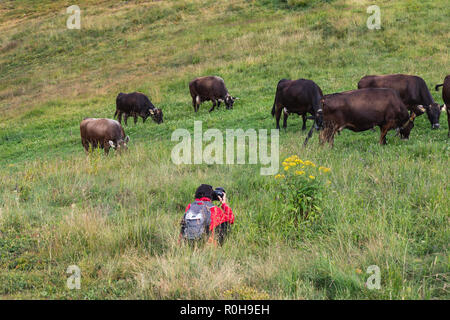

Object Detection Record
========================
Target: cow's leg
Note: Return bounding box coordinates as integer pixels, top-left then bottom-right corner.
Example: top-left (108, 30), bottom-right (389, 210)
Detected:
top-left (124, 114), bottom-right (129, 125)
top-left (117, 112), bottom-right (123, 124)
top-left (192, 97), bottom-right (197, 112)
top-left (134, 114), bottom-right (138, 124)
top-left (209, 100), bottom-right (217, 112)
top-left (102, 139), bottom-right (110, 155)
top-left (275, 104), bottom-right (282, 130)
top-left (114, 110), bottom-right (118, 119)
top-left (283, 112), bottom-right (288, 130)
top-left (379, 123), bottom-right (392, 145)
top-left (301, 114), bottom-right (307, 131)
top-left (447, 107), bottom-right (450, 138)
top-left (329, 130), bottom-right (336, 147)
top-left (82, 140), bottom-right (90, 154)
top-left (217, 101), bottom-right (221, 109)
top-left (303, 122), bottom-right (316, 146)
top-left (319, 128), bottom-right (329, 146)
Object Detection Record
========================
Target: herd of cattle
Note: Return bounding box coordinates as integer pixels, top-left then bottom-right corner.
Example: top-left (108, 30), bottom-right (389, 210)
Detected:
top-left (80, 74), bottom-right (449, 153)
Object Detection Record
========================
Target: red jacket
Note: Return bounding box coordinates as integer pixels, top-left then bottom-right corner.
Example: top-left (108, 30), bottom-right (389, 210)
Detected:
top-left (185, 197), bottom-right (234, 231)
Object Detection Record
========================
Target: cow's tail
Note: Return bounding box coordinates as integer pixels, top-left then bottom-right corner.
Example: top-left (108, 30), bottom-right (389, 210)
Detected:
top-left (113, 110), bottom-right (118, 119)
top-left (271, 101), bottom-right (276, 117)
top-left (435, 83), bottom-right (443, 91)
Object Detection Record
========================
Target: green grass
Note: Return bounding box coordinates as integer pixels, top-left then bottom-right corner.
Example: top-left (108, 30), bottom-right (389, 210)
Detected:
top-left (0, 0), bottom-right (449, 299)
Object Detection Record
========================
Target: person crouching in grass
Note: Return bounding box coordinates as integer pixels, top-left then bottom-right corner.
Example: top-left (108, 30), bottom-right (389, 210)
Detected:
top-left (179, 184), bottom-right (234, 246)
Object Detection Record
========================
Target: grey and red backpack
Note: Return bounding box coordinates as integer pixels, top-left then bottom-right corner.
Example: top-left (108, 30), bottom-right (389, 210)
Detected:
top-left (181, 200), bottom-right (214, 241)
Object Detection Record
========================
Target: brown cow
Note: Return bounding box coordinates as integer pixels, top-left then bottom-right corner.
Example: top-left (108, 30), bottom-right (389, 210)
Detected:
top-left (317, 88), bottom-right (416, 146)
top-left (189, 76), bottom-right (238, 112)
top-left (435, 75), bottom-right (450, 137)
top-left (80, 118), bottom-right (129, 155)
top-left (358, 74), bottom-right (443, 129)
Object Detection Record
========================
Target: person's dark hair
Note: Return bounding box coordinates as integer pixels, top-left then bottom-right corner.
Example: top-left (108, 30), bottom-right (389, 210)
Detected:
top-left (195, 184), bottom-right (213, 199)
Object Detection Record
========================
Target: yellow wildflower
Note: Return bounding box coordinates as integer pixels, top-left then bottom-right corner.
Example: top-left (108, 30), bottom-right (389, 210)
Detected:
top-left (295, 170), bottom-right (305, 175)
top-left (309, 175), bottom-right (315, 180)
top-left (284, 166), bottom-right (290, 171)
top-left (304, 160), bottom-right (316, 167)
top-left (275, 174), bottom-right (285, 179)
top-left (284, 155), bottom-right (298, 162)
top-left (319, 166), bottom-right (331, 173)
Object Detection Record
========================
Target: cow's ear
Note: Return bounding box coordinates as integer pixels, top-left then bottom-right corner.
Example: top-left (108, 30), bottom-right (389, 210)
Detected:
top-left (125, 136), bottom-right (130, 143)
top-left (108, 140), bottom-right (115, 148)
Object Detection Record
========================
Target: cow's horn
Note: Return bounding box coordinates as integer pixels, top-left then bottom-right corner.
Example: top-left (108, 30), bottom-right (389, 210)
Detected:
top-left (417, 105), bottom-right (426, 113)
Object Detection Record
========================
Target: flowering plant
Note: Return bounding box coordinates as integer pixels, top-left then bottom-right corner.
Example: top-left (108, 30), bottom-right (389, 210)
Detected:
top-left (274, 155), bottom-right (331, 228)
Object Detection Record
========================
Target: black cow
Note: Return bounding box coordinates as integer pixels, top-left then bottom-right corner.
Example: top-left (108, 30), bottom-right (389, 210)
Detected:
top-left (358, 74), bottom-right (442, 129)
top-left (270, 78), bottom-right (323, 145)
top-left (435, 75), bottom-right (450, 137)
top-left (114, 92), bottom-right (163, 125)
top-left (189, 76), bottom-right (238, 112)
top-left (317, 88), bottom-right (416, 146)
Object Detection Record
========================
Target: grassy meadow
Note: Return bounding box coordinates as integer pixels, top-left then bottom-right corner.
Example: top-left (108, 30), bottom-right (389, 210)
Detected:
top-left (0, 0), bottom-right (449, 299)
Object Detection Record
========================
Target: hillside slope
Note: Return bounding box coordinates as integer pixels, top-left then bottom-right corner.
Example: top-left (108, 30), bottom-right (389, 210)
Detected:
top-left (0, 0), bottom-right (449, 299)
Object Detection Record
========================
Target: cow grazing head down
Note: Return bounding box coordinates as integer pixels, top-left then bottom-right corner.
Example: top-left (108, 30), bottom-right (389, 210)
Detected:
top-left (420, 103), bottom-right (443, 129)
top-left (314, 108), bottom-right (323, 129)
top-left (149, 108), bottom-right (163, 124)
top-left (225, 95), bottom-right (238, 109)
top-left (399, 113), bottom-right (416, 139)
top-left (108, 136), bottom-right (130, 152)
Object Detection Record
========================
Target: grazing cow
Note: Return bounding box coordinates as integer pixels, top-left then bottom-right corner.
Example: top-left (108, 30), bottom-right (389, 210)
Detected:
top-left (189, 76), bottom-right (238, 112)
top-left (358, 74), bottom-right (443, 129)
top-left (80, 118), bottom-right (129, 155)
top-left (317, 88), bottom-right (416, 146)
top-left (270, 78), bottom-right (323, 145)
top-left (435, 75), bottom-right (450, 137)
top-left (114, 92), bottom-right (163, 125)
